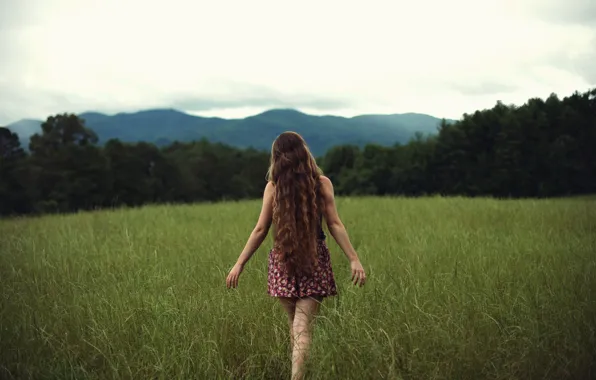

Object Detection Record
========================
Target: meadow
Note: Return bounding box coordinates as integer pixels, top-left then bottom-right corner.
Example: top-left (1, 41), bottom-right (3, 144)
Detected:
top-left (1, 196), bottom-right (595, 379)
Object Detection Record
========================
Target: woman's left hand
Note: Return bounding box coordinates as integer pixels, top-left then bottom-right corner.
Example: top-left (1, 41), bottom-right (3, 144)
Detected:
top-left (226, 263), bottom-right (244, 288)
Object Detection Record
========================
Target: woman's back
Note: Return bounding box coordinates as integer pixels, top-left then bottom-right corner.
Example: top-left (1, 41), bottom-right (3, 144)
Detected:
top-left (226, 131), bottom-right (366, 380)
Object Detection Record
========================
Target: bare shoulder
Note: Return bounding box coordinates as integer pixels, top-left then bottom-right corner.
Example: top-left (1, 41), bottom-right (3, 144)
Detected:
top-left (318, 175), bottom-right (334, 196)
top-left (265, 181), bottom-right (275, 194)
top-left (319, 174), bottom-right (331, 185)
top-left (319, 175), bottom-right (333, 187)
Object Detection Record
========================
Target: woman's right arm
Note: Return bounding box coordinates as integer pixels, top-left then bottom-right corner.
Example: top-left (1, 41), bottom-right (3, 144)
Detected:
top-left (319, 175), bottom-right (366, 286)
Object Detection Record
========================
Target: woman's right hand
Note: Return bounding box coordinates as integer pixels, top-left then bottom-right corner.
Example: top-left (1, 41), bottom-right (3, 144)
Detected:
top-left (350, 259), bottom-right (366, 286)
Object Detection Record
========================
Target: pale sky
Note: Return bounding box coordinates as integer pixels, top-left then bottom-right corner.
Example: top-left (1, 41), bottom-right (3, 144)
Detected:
top-left (1, 0), bottom-right (595, 124)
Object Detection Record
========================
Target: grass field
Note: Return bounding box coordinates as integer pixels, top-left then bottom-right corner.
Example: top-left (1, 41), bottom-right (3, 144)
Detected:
top-left (1, 196), bottom-right (595, 379)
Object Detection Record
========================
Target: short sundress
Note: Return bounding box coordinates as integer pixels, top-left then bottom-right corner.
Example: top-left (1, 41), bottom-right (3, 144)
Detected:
top-left (267, 225), bottom-right (338, 298)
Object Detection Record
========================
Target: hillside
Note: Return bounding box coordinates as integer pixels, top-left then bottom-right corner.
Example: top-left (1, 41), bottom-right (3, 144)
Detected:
top-left (5, 119), bottom-right (43, 144)
top-left (6, 108), bottom-right (452, 155)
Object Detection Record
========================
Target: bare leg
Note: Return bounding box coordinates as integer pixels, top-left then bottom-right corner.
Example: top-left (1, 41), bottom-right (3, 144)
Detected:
top-left (278, 297), bottom-right (297, 351)
top-left (291, 296), bottom-right (322, 380)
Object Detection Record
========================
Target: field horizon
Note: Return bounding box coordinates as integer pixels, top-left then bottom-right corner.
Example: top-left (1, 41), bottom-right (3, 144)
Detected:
top-left (1, 196), bottom-right (595, 379)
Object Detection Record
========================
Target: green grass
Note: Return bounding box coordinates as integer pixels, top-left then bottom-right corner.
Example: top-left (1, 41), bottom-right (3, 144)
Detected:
top-left (1, 196), bottom-right (595, 379)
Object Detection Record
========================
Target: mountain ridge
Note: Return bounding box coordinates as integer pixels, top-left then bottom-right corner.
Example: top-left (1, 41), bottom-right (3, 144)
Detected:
top-left (6, 108), bottom-right (455, 155)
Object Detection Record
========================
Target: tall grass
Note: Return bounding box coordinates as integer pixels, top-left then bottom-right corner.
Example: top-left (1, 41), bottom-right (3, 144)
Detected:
top-left (1, 196), bottom-right (595, 379)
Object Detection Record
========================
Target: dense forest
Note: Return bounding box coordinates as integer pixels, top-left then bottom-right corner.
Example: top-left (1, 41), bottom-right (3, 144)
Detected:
top-left (1, 88), bottom-right (595, 217)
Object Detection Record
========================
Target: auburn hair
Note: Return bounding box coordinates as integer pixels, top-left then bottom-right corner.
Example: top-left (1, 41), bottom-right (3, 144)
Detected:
top-left (266, 131), bottom-right (324, 276)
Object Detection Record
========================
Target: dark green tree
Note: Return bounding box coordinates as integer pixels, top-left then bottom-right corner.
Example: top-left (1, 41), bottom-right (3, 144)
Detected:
top-left (0, 128), bottom-right (30, 214)
top-left (28, 113), bottom-right (111, 213)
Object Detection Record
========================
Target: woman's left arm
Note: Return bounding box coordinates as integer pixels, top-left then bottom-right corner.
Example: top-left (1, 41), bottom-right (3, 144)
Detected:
top-left (226, 181), bottom-right (274, 288)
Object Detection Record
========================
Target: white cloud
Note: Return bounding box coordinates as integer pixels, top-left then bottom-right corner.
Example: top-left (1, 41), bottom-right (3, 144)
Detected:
top-left (1, 0), bottom-right (594, 125)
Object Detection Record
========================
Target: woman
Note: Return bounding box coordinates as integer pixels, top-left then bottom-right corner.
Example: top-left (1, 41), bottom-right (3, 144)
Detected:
top-left (226, 131), bottom-right (366, 379)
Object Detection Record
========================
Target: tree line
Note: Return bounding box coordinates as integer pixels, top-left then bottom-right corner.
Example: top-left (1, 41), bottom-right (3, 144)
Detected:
top-left (1, 88), bottom-right (595, 216)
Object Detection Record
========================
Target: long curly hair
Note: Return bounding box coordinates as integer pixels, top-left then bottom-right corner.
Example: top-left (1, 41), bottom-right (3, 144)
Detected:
top-left (266, 131), bottom-right (324, 276)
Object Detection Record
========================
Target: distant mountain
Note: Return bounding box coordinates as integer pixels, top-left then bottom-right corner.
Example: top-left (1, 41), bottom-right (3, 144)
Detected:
top-left (6, 108), bottom-right (454, 155)
top-left (5, 119), bottom-right (43, 143)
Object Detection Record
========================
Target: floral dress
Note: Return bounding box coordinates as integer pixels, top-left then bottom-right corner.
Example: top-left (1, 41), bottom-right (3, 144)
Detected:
top-left (267, 237), bottom-right (338, 298)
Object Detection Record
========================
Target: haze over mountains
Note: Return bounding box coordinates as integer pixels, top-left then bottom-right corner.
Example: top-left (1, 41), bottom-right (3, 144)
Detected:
top-left (6, 108), bottom-right (454, 155)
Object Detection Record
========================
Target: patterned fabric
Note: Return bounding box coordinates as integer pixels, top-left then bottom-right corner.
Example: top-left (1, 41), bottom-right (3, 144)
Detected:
top-left (267, 239), bottom-right (338, 298)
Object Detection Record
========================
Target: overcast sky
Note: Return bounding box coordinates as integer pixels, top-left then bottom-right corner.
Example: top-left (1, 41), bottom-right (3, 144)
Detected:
top-left (1, 0), bottom-right (595, 124)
